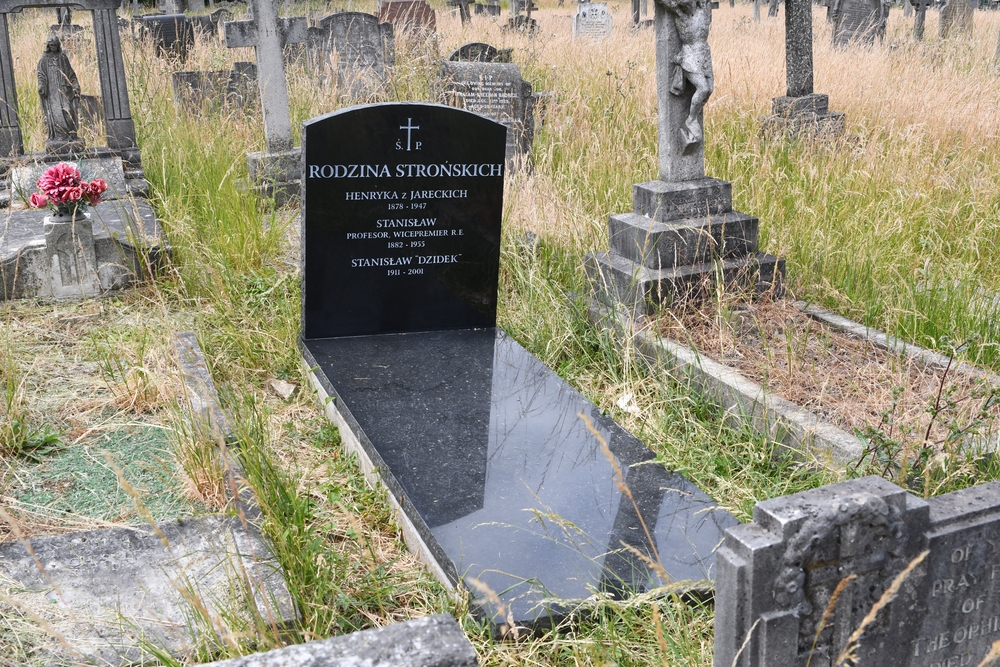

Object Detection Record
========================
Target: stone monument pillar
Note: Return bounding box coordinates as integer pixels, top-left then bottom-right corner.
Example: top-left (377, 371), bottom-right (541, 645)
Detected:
top-left (586, 0), bottom-right (784, 313)
top-left (940, 0), bottom-right (974, 38)
top-left (911, 0), bottom-right (932, 39)
top-left (761, 0), bottom-right (844, 137)
top-left (223, 0), bottom-right (307, 203)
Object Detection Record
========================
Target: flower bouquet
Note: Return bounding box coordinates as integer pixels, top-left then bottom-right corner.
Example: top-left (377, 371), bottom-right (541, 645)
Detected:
top-left (28, 162), bottom-right (108, 219)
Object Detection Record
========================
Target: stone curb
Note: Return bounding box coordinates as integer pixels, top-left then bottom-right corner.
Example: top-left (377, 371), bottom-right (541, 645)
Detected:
top-left (200, 613), bottom-right (478, 666)
top-left (172, 331), bottom-right (298, 625)
top-left (588, 298), bottom-right (999, 467)
top-left (301, 356), bottom-right (458, 592)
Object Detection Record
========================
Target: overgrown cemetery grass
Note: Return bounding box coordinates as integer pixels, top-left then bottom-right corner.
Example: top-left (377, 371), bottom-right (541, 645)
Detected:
top-left (3, 1), bottom-right (1000, 664)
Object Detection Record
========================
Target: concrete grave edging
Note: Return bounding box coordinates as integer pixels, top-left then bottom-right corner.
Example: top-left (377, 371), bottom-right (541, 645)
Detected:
top-left (588, 298), bottom-right (1000, 468)
top-left (199, 613), bottom-right (478, 666)
top-left (302, 356), bottom-right (458, 593)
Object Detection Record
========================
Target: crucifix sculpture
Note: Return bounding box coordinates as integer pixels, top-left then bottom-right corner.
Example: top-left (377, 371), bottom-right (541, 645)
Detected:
top-left (654, 0), bottom-right (713, 181)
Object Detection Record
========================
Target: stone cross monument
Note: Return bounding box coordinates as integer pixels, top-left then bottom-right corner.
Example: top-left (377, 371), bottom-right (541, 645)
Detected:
top-left (761, 0), bottom-right (844, 137)
top-left (224, 0), bottom-right (307, 202)
top-left (585, 0), bottom-right (784, 313)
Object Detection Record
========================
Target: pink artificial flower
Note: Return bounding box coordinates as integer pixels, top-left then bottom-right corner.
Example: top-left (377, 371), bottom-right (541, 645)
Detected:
top-left (29, 192), bottom-right (47, 208)
top-left (88, 179), bottom-right (108, 195)
top-left (37, 162), bottom-right (81, 194)
top-left (65, 186), bottom-right (83, 202)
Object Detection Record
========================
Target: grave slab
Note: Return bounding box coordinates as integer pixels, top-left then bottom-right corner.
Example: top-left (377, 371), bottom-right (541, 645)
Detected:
top-left (715, 476), bottom-right (1000, 667)
top-left (0, 515), bottom-right (294, 666)
top-left (203, 614), bottom-right (477, 666)
top-left (304, 329), bottom-right (737, 628)
top-left (301, 102), bottom-right (736, 631)
top-left (0, 196), bottom-right (166, 300)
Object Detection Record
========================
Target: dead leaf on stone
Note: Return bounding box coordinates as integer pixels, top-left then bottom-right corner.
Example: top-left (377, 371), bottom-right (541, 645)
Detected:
top-left (269, 379), bottom-right (297, 400)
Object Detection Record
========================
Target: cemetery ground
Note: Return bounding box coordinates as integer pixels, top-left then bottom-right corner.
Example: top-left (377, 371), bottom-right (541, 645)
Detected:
top-left (4, 0), bottom-right (1000, 665)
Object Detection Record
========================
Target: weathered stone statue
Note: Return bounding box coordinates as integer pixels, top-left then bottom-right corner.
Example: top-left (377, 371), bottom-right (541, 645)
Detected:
top-left (38, 34), bottom-right (83, 155)
top-left (657, 0), bottom-right (713, 154)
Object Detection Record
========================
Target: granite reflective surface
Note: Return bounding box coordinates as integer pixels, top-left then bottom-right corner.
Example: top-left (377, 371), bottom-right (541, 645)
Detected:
top-left (303, 327), bottom-right (738, 627)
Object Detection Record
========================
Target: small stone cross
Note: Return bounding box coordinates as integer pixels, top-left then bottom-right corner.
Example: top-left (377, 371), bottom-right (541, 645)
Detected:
top-left (223, 0), bottom-right (307, 153)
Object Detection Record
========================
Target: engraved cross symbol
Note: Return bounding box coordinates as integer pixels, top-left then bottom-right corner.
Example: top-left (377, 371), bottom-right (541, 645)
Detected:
top-left (400, 118), bottom-right (420, 151)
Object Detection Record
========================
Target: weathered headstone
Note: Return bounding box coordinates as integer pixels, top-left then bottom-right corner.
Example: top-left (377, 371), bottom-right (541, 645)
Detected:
top-left (448, 42), bottom-right (512, 63)
top-left (505, 0), bottom-right (538, 32)
top-left (831, 0), bottom-right (887, 46)
top-left (761, 0), bottom-right (845, 137)
top-left (171, 61), bottom-right (257, 111)
top-left (377, 0), bottom-right (436, 33)
top-left (474, 0), bottom-right (500, 15)
top-left (138, 13), bottom-right (196, 59)
top-left (306, 12), bottom-right (394, 100)
top-left (157, 0), bottom-right (185, 12)
top-left (632, 0), bottom-right (653, 27)
top-left (586, 0), bottom-right (784, 311)
top-left (715, 476), bottom-right (1000, 667)
top-left (223, 0), bottom-right (307, 202)
top-left (573, 0), bottom-right (613, 37)
top-left (940, 0), bottom-right (975, 38)
top-left (440, 61), bottom-right (535, 170)
top-left (300, 102), bottom-right (738, 629)
top-left (911, 0), bottom-right (933, 39)
top-left (447, 0), bottom-right (476, 24)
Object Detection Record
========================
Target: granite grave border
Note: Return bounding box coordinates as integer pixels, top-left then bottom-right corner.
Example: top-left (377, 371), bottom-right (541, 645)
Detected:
top-left (586, 297), bottom-right (1000, 468)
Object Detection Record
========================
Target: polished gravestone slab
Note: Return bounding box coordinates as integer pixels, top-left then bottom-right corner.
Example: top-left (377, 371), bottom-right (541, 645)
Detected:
top-left (303, 329), bottom-right (738, 626)
top-left (301, 102), bottom-right (736, 630)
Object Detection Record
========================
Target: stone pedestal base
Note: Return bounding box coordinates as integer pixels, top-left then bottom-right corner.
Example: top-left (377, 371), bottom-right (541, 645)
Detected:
top-left (42, 215), bottom-right (102, 299)
top-left (761, 93), bottom-right (845, 139)
top-left (45, 136), bottom-right (86, 158)
top-left (248, 148), bottom-right (300, 206)
top-left (586, 177), bottom-right (784, 314)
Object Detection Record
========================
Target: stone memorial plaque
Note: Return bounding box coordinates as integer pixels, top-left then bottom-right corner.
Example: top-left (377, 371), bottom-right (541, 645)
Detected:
top-left (302, 103), bottom-right (505, 339)
top-left (832, 0), bottom-right (885, 46)
top-left (377, 0), bottom-right (436, 33)
top-left (715, 476), bottom-right (1000, 667)
top-left (439, 62), bottom-right (534, 170)
top-left (573, 1), bottom-right (613, 38)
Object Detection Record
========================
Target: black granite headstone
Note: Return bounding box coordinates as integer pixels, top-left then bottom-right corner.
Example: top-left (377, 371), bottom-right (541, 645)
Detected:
top-left (301, 102), bottom-right (737, 631)
top-left (302, 103), bottom-right (506, 339)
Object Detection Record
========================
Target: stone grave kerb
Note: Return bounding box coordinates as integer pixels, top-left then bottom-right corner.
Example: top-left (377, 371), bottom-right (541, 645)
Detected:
top-left (0, 0), bottom-right (141, 171)
top-left (223, 0), bottom-right (306, 202)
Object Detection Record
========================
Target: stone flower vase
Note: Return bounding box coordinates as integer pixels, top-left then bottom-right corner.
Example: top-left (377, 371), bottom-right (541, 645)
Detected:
top-left (43, 209), bottom-right (101, 299)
